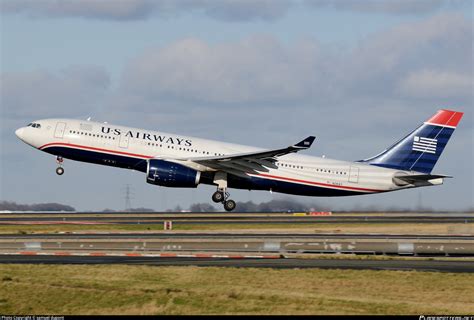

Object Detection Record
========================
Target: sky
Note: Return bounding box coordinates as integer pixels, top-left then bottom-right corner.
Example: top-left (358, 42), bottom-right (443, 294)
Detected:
top-left (0, 0), bottom-right (473, 211)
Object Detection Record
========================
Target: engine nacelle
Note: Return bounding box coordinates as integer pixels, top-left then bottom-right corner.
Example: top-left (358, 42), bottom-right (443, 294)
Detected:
top-left (146, 159), bottom-right (200, 188)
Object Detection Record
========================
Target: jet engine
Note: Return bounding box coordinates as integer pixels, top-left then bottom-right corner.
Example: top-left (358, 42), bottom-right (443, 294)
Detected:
top-left (146, 159), bottom-right (200, 188)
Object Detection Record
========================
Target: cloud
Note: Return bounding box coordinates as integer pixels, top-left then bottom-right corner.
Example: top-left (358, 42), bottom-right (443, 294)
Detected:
top-left (17, 0), bottom-right (155, 20)
top-left (1, 0), bottom-right (157, 20)
top-left (115, 35), bottom-right (332, 108)
top-left (397, 69), bottom-right (472, 99)
top-left (2, 0), bottom-right (465, 21)
top-left (306, 0), bottom-right (469, 15)
top-left (0, 0), bottom-right (293, 21)
top-left (202, 0), bottom-right (292, 21)
top-left (110, 13), bottom-right (472, 113)
top-left (1, 66), bottom-right (110, 118)
top-left (341, 12), bottom-right (472, 99)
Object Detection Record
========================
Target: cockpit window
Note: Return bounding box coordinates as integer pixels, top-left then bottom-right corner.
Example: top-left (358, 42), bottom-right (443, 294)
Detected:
top-left (28, 123), bottom-right (41, 128)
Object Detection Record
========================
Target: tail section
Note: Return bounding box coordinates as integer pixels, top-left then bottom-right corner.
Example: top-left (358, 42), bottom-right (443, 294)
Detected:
top-left (360, 109), bottom-right (464, 174)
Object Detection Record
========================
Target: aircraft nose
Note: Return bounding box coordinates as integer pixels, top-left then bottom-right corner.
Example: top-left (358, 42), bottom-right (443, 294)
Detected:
top-left (15, 128), bottom-right (24, 140)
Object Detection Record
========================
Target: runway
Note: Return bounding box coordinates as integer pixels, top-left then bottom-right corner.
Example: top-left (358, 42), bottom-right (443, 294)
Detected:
top-left (0, 232), bottom-right (472, 240)
top-left (2, 232), bottom-right (473, 256)
top-left (1, 254), bottom-right (473, 273)
top-left (1, 212), bottom-right (473, 225)
top-left (3, 211), bottom-right (471, 215)
top-left (1, 212), bottom-right (472, 271)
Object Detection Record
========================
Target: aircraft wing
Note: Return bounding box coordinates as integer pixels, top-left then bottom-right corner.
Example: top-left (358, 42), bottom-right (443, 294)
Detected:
top-left (175, 136), bottom-right (315, 176)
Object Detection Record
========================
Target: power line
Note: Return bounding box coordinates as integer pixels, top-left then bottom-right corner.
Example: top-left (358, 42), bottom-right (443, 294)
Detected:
top-left (124, 184), bottom-right (133, 211)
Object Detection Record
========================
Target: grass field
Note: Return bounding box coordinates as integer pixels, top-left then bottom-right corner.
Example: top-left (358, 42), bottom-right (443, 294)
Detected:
top-left (0, 222), bottom-right (471, 234)
top-left (1, 264), bottom-right (473, 315)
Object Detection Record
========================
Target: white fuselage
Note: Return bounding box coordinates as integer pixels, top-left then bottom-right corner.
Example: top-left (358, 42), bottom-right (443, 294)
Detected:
top-left (15, 118), bottom-right (421, 197)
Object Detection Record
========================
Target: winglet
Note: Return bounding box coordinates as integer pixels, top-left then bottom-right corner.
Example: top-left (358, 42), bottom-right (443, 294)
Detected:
top-left (294, 136), bottom-right (316, 149)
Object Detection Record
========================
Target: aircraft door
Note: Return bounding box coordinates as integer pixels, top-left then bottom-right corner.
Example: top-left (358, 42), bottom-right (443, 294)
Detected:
top-left (54, 122), bottom-right (67, 139)
top-left (349, 166), bottom-right (359, 183)
top-left (119, 134), bottom-right (129, 149)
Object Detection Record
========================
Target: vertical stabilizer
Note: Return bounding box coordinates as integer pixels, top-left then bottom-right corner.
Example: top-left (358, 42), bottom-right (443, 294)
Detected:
top-left (361, 109), bottom-right (463, 174)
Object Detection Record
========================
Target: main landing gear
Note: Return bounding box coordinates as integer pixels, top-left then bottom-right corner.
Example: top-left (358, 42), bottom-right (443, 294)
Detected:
top-left (212, 190), bottom-right (236, 212)
top-left (212, 172), bottom-right (236, 212)
top-left (55, 156), bottom-right (64, 175)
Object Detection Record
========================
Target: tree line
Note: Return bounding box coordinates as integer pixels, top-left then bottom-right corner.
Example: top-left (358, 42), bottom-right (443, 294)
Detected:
top-left (0, 201), bottom-right (75, 212)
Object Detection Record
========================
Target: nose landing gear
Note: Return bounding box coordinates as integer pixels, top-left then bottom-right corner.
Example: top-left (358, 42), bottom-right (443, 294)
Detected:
top-left (212, 172), bottom-right (236, 212)
top-left (56, 156), bottom-right (64, 175)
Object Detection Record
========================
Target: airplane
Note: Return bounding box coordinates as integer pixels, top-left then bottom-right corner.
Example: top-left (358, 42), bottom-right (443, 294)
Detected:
top-left (15, 109), bottom-right (463, 211)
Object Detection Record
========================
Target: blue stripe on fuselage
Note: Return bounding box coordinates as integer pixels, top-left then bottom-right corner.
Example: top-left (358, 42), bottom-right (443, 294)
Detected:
top-left (43, 146), bottom-right (366, 197)
top-left (43, 146), bottom-right (148, 172)
top-left (227, 174), bottom-right (364, 196)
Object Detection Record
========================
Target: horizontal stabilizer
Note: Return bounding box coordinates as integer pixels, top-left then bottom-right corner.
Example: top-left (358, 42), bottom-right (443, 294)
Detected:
top-left (393, 173), bottom-right (451, 186)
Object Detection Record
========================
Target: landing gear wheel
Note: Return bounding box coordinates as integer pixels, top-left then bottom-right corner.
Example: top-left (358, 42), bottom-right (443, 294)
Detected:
top-left (56, 167), bottom-right (64, 175)
top-left (212, 191), bottom-right (224, 203)
top-left (224, 199), bottom-right (236, 212)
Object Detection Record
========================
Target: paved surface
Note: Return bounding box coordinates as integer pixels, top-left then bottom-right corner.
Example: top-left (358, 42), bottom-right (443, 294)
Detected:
top-left (1, 232), bottom-right (472, 240)
top-left (2, 212), bottom-right (472, 216)
top-left (1, 212), bottom-right (472, 271)
top-left (2, 232), bottom-right (473, 256)
top-left (0, 254), bottom-right (473, 272)
top-left (1, 240), bottom-right (473, 257)
top-left (1, 215), bottom-right (473, 225)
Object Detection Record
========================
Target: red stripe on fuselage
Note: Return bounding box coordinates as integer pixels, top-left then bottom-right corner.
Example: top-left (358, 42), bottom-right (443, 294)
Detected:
top-left (39, 142), bottom-right (153, 159)
top-left (40, 142), bottom-right (383, 193)
top-left (255, 173), bottom-right (382, 193)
